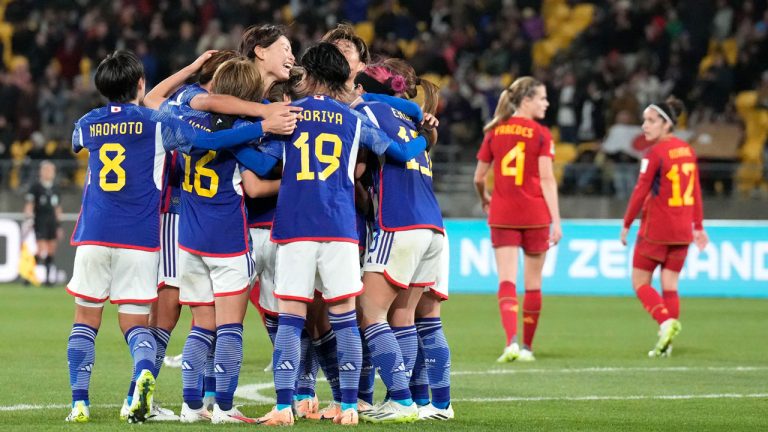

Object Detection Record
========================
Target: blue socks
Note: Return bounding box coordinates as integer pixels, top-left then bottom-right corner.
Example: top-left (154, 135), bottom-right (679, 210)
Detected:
top-left (214, 324), bottom-right (243, 411)
top-left (392, 326), bottom-right (418, 379)
top-left (265, 314), bottom-right (279, 345)
top-left (149, 327), bottom-right (171, 378)
top-left (296, 329), bottom-right (317, 398)
top-left (358, 331), bottom-right (375, 404)
top-left (329, 310), bottom-right (362, 409)
top-left (182, 326), bottom-right (215, 409)
top-left (416, 318), bottom-right (451, 409)
top-left (125, 326), bottom-right (157, 380)
top-left (203, 339), bottom-right (216, 400)
top-left (364, 322), bottom-right (412, 405)
top-left (312, 329), bottom-right (342, 402)
top-left (409, 335), bottom-right (430, 406)
top-left (273, 314), bottom-right (304, 411)
top-left (67, 324), bottom-right (97, 404)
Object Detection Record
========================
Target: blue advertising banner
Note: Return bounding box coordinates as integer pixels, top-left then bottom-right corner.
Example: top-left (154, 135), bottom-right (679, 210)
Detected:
top-left (445, 219), bottom-right (768, 298)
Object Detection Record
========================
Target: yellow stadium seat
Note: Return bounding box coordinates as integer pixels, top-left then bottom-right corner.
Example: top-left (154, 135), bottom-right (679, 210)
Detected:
top-left (397, 39), bottom-right (418, 59)
top-left (721, 38), bottom-right (738, 65)
top-left (554, 143), bottom-right (577, 164)
top-left (354, 21), bottom-right (375, 45)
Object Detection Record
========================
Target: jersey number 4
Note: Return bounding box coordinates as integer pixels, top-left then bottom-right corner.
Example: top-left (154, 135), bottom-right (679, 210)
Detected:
top-left (501, 141), bottom-right (525, 185)
top-left (294, 132), bottom-right (342, 181)
top-left (666, 162), bottom-right (696, 207)
top-left (182, 151), bottom-right (219, 198)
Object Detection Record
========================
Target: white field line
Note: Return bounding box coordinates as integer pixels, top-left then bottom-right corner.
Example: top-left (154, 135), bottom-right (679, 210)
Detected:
top-left (0, 403), bottom-right (120, 412)
top-left (452, 366), bottom-right (768, 375)
top-left (454, 393), bottom-right (768, 403)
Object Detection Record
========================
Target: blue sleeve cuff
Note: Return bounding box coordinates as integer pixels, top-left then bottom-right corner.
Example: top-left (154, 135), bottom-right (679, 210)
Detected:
top-left (384, 135), bottom-right (427, 162)
top-left (233, 146), bottom-right (278, 176)
top-left (195, 121), bottom-right (264, 150)
top-left (362, 93), bottom-right (423, 122)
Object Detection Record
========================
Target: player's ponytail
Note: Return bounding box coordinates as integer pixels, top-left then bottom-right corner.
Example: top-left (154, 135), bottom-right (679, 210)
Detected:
top-left (211, 58), bottom-right (264, 102)
top-left (356, 59), bottom-right (440, 116)
top-left (648, 95), bottom-right (686, 131)
top-left (483, 76), bottom-right (543, 133)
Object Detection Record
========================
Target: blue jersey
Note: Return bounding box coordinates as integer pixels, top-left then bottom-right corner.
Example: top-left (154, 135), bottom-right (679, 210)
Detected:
top-left (71, 103), bottom-right (262, 250)
top-left (358, 102), bottom-right (443, 232)
top-left (269, 95), bottom-right (422, 243)
top-left (235, 118), bottom-right (283, 228)
top-left (158, 83), bottom-right (208, 214)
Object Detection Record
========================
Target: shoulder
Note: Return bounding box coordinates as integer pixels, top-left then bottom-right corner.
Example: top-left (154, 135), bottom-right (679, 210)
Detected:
top-left (76, 107), bottom-right (109, 127)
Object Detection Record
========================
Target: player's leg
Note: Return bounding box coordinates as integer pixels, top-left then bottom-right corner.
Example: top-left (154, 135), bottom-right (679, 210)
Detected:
top-left (656, 246), bottom-right (688, 357)
top-left (520, 251), bottom-right (545, 361)
top-left (42, 237), bottom-right (57, 285)
top-left (493, 234), bottom-right (521, 362)
top-left (305, 296), bottom-right (340, 419)
top-left (388, 286), bottom-right (424, 396)
top-left (414, 292), bottom-right (454, 420)
top-left (118, 307), bottom-right (157, 424)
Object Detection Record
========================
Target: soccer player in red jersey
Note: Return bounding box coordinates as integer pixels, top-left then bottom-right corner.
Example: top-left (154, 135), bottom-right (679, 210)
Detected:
top-left (621, 97), bottom-right (708, 358)
top-left (473, 77), bottom-right (562, 363)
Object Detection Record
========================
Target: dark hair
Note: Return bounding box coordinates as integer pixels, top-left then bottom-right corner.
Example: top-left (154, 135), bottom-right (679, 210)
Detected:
top-left (198, 50), bottom-right (239, 85)
top-left (94, 50), bottom-right (144, 103)
top-left (659, 95), bottom-right (686, 127)
top-left (239, 24), bottom-right (287, 60)
top-left (298, 42), bottom-right (351, 100)
top-left (321, 23), bottom-right (371, 64)
top-left (267, 66), bottom-right (305, 102)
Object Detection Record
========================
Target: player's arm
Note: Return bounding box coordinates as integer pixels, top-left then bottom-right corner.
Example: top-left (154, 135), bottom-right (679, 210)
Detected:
top-left (155, 110), bottom-right (275, 152)
top-left (352, 110), bottom-right (427, 162)
top-left (230, 145), bottom-right (280, 177)
top-left (539, 156), bottom-right (562, 245)
top-left (473, 161), bottom-right (491, 213)
top-left (621, 150), bottom-right (661, 245)
top-left (143, 51), bottom-right (216, 109)
top-left (360, 93), bottom-right (424, 122)
top-left (692, 158), bottom-right (708, 250)
top-left (240, 169), bottom-right (281, 198)
top-left (190, 95), bottom-right (302, 119)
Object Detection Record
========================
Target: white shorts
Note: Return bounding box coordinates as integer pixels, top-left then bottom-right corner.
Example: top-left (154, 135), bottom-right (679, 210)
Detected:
top-left (275, 241), bottom-right (363, 303)
top-left (158, 213), bottom-right (180, 288)
top-left (67, 245), bottom-right (159, 304)
top-left (364, 229), bottom-right (444, 289)
top-left (250, 227), bottom-right (278, 315)
top-left (178, 249), bottom-right (254, 305)
top-left (426, 230), bottom-right (449, 300)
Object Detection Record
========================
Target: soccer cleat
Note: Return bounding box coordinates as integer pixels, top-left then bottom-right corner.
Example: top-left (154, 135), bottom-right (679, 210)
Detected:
top-left (650, 319), bottom-right (682, 357)
top-left (127, 369), bottom-right (155, 423)
top-left (179, 403), bottom-right (212, 423)
top-left (306, 401), bottom-right (341, 420)
top-left (357, 399), bottom-right (374, 414)
top-left (294, 396), bottom-right (319, 418)
top-left (496, 342), bottom-right (520, 363)
top-left (263, 360), bottom-right (273, 372)
top-left (119, 398), bottom-right (130, 420)
top-left (211, 404), bottom-right (256, 424)
top-left (256, 406), bottom-right (295, 426)
top-left (517, 348), bottom-right (536, 362)
top-left (65, 401), bottom-right (90, 423)
top-left (203, 392), bottom-right (216, 412)
top-left (147, 403), bottom-right (180, 421)
top-left (333, 407), bottom-right (359, 425)
top-left (418, 403), bottom-right (455, 421)
top-left (360, 400), bottom-right (418, 424)
top-left (163, 353), bottom-right (183, 368)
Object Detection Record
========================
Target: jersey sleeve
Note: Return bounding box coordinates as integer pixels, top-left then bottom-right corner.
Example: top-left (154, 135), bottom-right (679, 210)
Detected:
top-left (692, 159), bottom-right (704, 230)
top-left (231, 146), bottom-right (279, 176)
top-left (179, 84), bottom-right (208, 106)
top-left (360, 93), bottom-right (424, 122)
top-left (623, 149), bottom-right (662, 228)
top-left (153, 110), bottom-right (264, 153)
top-left (24, 184), bottom-right (38, 202)
top-left (477, 130), bottom-right (494, 162)
top-left (352, 108), bottom-right (427, 161)
top-left (539, 126), bottom-right (555, 158)
top-left (71, 124), bottom-right (84, 153)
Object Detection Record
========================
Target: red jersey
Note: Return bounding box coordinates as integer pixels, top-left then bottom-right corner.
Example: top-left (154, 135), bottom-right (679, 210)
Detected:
top-left (477, 116), bottom-right (555, 228)
top-left (623, 136), bottom-right (704, 244)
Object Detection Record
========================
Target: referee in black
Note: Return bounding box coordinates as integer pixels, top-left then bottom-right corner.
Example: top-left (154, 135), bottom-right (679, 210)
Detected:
top-left (24, 161), bottom-right (63, 286)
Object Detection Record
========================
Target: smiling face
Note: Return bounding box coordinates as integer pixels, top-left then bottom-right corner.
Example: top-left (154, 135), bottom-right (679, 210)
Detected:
top-left (254, 35), bottom-right (295, 88)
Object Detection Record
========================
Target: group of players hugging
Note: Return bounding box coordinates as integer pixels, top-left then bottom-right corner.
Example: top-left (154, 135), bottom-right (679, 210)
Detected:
top-left (62, 17), bottom-right (709, 427)
top-left (63, 23), bottom-right (452, 426)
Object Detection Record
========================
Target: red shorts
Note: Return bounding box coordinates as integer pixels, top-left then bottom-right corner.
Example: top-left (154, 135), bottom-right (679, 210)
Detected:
top-left (632, 236), bottom-right (689, 272)
top-left (490, 226), bottom-right (550, 253)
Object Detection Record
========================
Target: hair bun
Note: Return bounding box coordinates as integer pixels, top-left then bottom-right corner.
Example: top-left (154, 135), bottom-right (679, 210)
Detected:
top-left (390, 75), bottom-right (407, 93)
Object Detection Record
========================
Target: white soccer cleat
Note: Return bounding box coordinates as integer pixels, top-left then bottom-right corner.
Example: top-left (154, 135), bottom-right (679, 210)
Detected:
top-left (203, 393), bottom-right (216, 412)
top-left (127, 369), bottom-right (155, 423)
top-left (357, 398), bottom-right (375, 414)
top-left (211, 404), bottom-right (256, 424)
top-left (65, 400), bottom-right (90, 423)
top-left (496, 342), bottom-right (520, 363)
top-left (119, 398), bottom-right (130, 420)
top-left (418, 403), bottom-right (455, 421)
top-left (179, 402), bottom-right (212, 423)
top-left (147, 403), bottom-right (180, 421)
top-left (263, 360), bottom-right (273, 372)
top-left (517, 348), bottom-right (536, 362)
top-left (163, 354), bottom-right (183, 368)
top-left (360, 400), bottom-right (418, 424)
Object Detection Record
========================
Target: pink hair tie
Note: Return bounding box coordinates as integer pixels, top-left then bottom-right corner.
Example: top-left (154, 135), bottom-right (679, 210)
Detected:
top-left (390, 75), bottom-right (407, 93)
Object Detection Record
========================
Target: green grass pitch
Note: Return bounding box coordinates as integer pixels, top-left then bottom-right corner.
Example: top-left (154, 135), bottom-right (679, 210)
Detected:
top-left (0, 285), bottom-right (766, 431)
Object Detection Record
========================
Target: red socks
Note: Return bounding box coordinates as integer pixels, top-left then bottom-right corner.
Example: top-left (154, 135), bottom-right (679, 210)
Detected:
top-left (635, 284), bottom-right (670, 324)
top-left (523, 290), bottom-right (542, 349)
top-left (497, 281), bottom-right (518, 345)
top-left (662, 290), bottom-right (680, 319)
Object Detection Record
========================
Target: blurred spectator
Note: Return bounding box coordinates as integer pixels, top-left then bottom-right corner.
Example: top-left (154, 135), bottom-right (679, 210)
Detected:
top-left (556, 72), bottom-right (579, 143)
top-left (601, 110), bottom-right (644, 199)
top-left (712, 0), bottom-right (734, 40)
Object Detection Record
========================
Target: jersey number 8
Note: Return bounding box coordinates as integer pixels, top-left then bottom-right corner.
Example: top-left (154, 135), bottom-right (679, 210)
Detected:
top-left (99, 143), bottom-right (126, 191)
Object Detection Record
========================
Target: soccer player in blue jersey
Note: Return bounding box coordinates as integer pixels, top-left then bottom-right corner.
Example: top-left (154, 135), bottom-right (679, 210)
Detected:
top-left (64, 50), bottom-right (273, 424)
top-left (255, 42), bottom-right (429, 426)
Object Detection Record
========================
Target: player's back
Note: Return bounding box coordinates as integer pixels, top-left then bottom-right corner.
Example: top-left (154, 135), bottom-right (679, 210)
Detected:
top-left (272, 95), bottom-right (361, 243)
top-left (71, 103), bottom-right (166, 250)
top-left (640, 136), bottom-right (701, 243)
top-left (479, 116), bottom-right (554, 228)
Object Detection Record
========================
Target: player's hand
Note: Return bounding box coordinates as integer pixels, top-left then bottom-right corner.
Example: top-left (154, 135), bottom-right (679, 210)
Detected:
top-left (550, 223), bottom-right (562, 246)
top-left (260, 101), bottom-right (303, 118)
top-left (693, 229), bottom-right (708, 251)
top-left (189, 50), bottom-right (217, 71)
top-left (421, 113), bottom-right (439, 130)
top-left (262, 111), bottom-right (298, 135)
top-left (481, 193), bottom-right (491, 214)
top-left (620, 227), bottom-right (629, 246)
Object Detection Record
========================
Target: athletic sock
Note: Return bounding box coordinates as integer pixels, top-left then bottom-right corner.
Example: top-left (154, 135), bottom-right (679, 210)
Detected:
top-left (264, 314), bottom-right (279, 345)
top-left (312, 329), bottom-right (341, 402)
top-left (358, 330), bottom-right (375, 404)
top-left (416, 317), bottom-right (451, 409)
top-left (329, 310), bottom-right (362, 408)
top-left (392, 325), bottom-right (418, 379)
top-left (522, 290), bottom-right (542, 350)
top-left (274, 314), bottom-right (304, 410)
top-left (214, 324), bottom-right (243, 411)
top-left (68, 324), bottom-right (97, 404)
top-left (296, 329), bottom-right (317, 398)
top-left (149, 327), bottom-right (171, 379)
top-left (498, 281), bottom-right (518, 346)
top-left (364, 322), bottom-right (412, 405)
top-left (662, 290), bottom-right (680, 319)
top-left (182, 326), bottom-right (215, 409)
top-left (636, 284), bottom-right (671, 325)
top-left (409, 339), bottom-right (429, 406)
top-left (125, 326), bottom-right (156, 379)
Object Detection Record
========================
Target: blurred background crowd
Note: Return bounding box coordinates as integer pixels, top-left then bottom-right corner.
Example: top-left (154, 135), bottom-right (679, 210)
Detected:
top-left (1, 0), bottom-right (767, 212)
